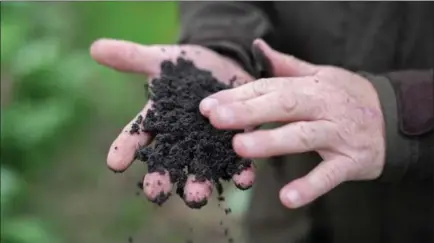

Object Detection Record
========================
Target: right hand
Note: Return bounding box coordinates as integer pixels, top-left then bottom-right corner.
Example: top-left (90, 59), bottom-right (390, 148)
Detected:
top-left (90, 39), bottom-right (256, 206)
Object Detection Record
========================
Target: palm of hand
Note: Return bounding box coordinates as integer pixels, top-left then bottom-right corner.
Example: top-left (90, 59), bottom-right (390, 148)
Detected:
top-left (90, 39), bottom-right (254, 205)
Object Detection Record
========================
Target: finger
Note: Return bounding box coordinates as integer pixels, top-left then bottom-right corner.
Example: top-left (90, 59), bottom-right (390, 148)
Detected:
top-left (183, 175), bottom-right (213, 209)
top-left (143, 170), bottom-right (173, 205)
top-left (233, 121), bottom-right (335, 158)
top-left (199, 77), bottom-right (293, 116)
top-left (90, 38), bottom-right (171, 76)
top-left (232, 162), bottom-right (256, 190)
top-left (279, 158), bottom-right (350, 208)
top-left (207, 91), bottom-right (323, 129)
top-left (107, 102), bottom-right (153, 172)
top-left (252, 39), bottom-right (319, 77)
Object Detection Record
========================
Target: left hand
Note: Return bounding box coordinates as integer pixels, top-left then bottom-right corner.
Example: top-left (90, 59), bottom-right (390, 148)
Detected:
top-left (199, 39), bottom-right (386, 209)
top-left (90, 39), bottom-right (254, 206)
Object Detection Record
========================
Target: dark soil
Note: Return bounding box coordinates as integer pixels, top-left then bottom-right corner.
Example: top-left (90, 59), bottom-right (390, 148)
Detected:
top-left (134, 57), bottom-right (252, 208)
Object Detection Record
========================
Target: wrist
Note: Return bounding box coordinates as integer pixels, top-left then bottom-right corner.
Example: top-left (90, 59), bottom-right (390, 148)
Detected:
top-left (359, 72), bottom-right (415, 182)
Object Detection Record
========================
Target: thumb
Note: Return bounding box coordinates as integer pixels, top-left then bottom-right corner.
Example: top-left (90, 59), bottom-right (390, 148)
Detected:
top-left (90, 38), bottom-right (166, 76)
top-left (252, 39), bottom-right (318, 77)
top-left (279, 158), bottom-right (349, 208)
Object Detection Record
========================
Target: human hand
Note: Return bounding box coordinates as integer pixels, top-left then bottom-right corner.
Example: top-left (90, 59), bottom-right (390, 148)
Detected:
top-left (90, 39), bottom-right (254, 204)
top-left (199, 39), bottom-right (386, 209)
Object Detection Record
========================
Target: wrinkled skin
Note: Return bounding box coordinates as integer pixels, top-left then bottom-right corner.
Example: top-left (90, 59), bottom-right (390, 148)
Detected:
top-left (200, 39), bottom-right (386, 209)
top-left (90, 39), bottom-right (255, 206)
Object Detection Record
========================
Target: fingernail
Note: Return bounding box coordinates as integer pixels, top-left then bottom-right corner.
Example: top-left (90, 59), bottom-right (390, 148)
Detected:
top-left (216, 107), bottom-right (234, 123)
top-left (286, 190), bottom-right (302, 208)
top-left (200, 98), bottom-right (218, 112)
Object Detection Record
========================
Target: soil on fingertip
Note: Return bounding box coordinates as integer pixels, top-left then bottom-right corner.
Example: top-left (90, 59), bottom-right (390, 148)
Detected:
top-left (133, 57), bottom-right (252, 209)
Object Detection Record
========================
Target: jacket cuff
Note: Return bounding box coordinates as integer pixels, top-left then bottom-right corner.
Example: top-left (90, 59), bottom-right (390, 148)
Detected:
top-left (386, 70), bottom-right (434, 135)
top-left (360, 72), bottom-right (416, 182)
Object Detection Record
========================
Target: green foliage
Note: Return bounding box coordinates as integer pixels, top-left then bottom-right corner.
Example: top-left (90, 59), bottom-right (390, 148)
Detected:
top-left (1, 2), bottom-right (91, 174)
top-left (1, 2), bottom-right (179, 242)
top-left (1, 2), bottom-right (251, 242)
top-left (1, 3), bottom-right (91, 242)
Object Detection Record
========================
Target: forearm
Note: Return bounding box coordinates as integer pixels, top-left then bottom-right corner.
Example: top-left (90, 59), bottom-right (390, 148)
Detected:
top-left (363, 69), bottom-right (434, 181)
top-left (178, 2), bottom-right (275, 76)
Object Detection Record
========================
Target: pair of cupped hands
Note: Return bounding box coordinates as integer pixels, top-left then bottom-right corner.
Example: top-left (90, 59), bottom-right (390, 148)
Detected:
top-left (90, 38), bottom-right (385, 209)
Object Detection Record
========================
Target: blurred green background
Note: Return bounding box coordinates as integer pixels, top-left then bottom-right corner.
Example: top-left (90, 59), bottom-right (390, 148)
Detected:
top-left (1, 2), bottom-right (252, 243)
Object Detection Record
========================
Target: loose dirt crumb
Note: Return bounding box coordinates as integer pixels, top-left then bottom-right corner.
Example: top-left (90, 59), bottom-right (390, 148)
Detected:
top-left (137, 182), bottom-right (143, 190)
top-left (224, 208), bottom-right (232, 215)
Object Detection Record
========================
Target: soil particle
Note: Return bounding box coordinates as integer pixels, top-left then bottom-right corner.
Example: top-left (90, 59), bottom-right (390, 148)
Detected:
top-left (137, 181), bottom-right (143, 190)
top-left (215, 182), bottom-right (224, 196)
top-left (185, 199), bottom-right (208, 209)
top-left (130, 115), bottom-right (144, 135)
top-left (151, 192), bottom-right (171, 206)
top-left (129, 124), bottom-right (139, 134)
top-left (229, 75), bottom-right (237, 86)
top-left (136, 115), bottom-right (143, 123)
top-left (224, 208), bottom-right (232, 215)
top-left (135, 57), bottom-right (252, 208)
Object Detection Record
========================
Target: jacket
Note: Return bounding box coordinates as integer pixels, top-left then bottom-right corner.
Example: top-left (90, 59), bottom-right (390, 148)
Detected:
top-left (179, 2), bottom-right (433, 243)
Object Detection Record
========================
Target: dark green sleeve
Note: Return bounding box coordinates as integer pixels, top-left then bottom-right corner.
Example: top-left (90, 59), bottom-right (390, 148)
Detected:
top-left (178, 2), bottom-right (276, 76)
top-left (363, 69), bottom-right (434, 182)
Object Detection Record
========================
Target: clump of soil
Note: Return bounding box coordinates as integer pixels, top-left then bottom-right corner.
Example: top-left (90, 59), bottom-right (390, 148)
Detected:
top-left (135, 57), bottom-right (252, 208)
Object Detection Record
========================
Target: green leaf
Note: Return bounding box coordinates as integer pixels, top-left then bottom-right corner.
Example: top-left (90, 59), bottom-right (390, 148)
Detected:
top-left (0, 167), bottom-right (21, 215)
top-left (2, 217), bottom-right (60, 243)
top-left (10, 38), bottom-right (62, 77)
top-left (2, 100), bottom-right (73, 149)
top-left (54, 51), bottom-right (96, 91)
top-left (0, 22), bottom-right (28, 63)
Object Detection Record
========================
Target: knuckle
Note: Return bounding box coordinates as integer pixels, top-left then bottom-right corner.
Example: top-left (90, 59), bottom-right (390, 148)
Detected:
top-left (239, 100), bottom-right (256, 116)
top-left (251, 78), bottom-right (272, 96)
top-left (297, 122), bottom-right (315, 149)
top-left (300, 88), bottom-right (329, 118)
top-left (277, 93), bottom-right (297, 114)
top-left (322, 166), bottom-right (340, 188)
